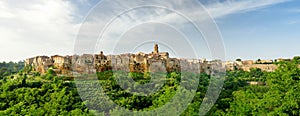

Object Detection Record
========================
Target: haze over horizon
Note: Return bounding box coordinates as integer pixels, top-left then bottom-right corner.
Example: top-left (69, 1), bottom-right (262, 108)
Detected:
top-left (1, 0), bottom-right (300, 62)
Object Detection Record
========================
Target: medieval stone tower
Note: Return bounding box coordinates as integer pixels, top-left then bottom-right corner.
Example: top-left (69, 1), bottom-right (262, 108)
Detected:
top-left (154, 44), bottom-right (159, 54)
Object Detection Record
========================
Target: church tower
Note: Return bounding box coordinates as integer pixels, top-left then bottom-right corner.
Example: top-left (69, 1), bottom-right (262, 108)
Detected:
top-left (154, 44), bottom-right (159, 54)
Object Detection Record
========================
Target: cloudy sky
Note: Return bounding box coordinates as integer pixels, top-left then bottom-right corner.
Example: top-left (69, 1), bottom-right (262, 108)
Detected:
top-left (0, 0), bottom-right (299, 62)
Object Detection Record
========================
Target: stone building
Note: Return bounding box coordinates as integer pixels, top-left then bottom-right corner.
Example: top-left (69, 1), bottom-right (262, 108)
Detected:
top-left (241, 64), bottom-right (277, 72)
top-left (243, 60), bottom-right (254, 65)
top-left (75, 54), bottom-right (95, 74)
top-left (127, 44), bottom-right (170, 73)
top-left (26, 56), bottom-right (52, 74)
top-left (24, 44), bottom-right (209, 75)
top-left (26, 44), bottom-right (290, 76)
top-left (94, 51), bottom-right (111, 72)
top-left (51, 55), bottom-right (72, 74)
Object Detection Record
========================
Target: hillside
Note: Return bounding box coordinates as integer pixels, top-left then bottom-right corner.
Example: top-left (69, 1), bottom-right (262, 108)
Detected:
top-left (0, 58), bottom-right (299, 115)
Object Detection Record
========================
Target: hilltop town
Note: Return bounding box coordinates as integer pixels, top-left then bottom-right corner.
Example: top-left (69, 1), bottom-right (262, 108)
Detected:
top-left (25, 44), bottom-right (295, 76)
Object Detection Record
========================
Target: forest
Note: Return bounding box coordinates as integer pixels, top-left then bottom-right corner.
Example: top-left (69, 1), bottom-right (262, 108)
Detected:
top-left (0, 57), bottom-right (299, 115)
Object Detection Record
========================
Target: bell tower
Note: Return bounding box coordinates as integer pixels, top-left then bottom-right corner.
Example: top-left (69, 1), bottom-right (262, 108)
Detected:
top-left (154, 44), bottom-right (159, 54)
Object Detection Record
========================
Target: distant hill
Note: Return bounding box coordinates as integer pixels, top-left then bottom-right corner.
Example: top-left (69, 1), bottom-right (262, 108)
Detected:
top-left (0, 61), bottom-right (24, 77)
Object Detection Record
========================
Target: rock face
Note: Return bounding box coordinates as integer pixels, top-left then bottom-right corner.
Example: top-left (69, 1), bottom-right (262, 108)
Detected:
top-left (25, 56), bottom-right (53, 74)
top-left (25, 44), bottom-right (208, 76)
top-left (93, 44), bottom-right (183, 73)
top-left (25, 44), bottom-right (285, 76)
top-left (51, 55), bottom-right (72, 74)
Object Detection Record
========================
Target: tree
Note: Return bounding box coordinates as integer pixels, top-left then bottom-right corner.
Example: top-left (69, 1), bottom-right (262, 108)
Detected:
top-left (293, 56), bottom-right (300, 63)
top-left (261, 60), bottom-right (300, 115)
top-left (236, 59), bottom-right (242, 62)
top-left (257, 59), bottom-right (262, 64)
top-left (226, 60), bottom-right (300, 115)
top-left (21, 74), bottom-right (27, 86)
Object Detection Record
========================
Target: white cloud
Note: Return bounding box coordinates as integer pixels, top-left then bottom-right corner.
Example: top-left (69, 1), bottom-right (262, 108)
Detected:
top-left (287, 20), bottom-right (300, 24)
top-left (0, 0), bottom-right (80, 62)
top-left (0, 0), bottom-right (291, 61)
top-left (288, 8), bottom-right (300, 13)
top-left (204, 0), bottom-right (290, 18)
top-left (86, 0), bottom-right (290, 56)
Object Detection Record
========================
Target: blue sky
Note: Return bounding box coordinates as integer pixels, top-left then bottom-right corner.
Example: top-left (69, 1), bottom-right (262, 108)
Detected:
top-left (217, 0), bottom-right (300, 60)
top-left (0, 0), bottom-right (299, 62)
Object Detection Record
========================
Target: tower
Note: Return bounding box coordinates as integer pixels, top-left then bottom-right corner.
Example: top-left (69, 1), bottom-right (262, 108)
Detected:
top-left (100, 51), bottom-right (104, 56)
top-left (154, 44), bottom-right (159, 54)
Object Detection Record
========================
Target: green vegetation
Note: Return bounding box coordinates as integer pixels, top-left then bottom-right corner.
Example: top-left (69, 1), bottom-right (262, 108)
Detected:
top-left (0, 68), bottom-right (93, 115)
top-left (0, 58), bottom-right (299, 115)
top-left (224, 58), bottom-right (300, 115)
top-left (0, 61), bottom-right (24, 78)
